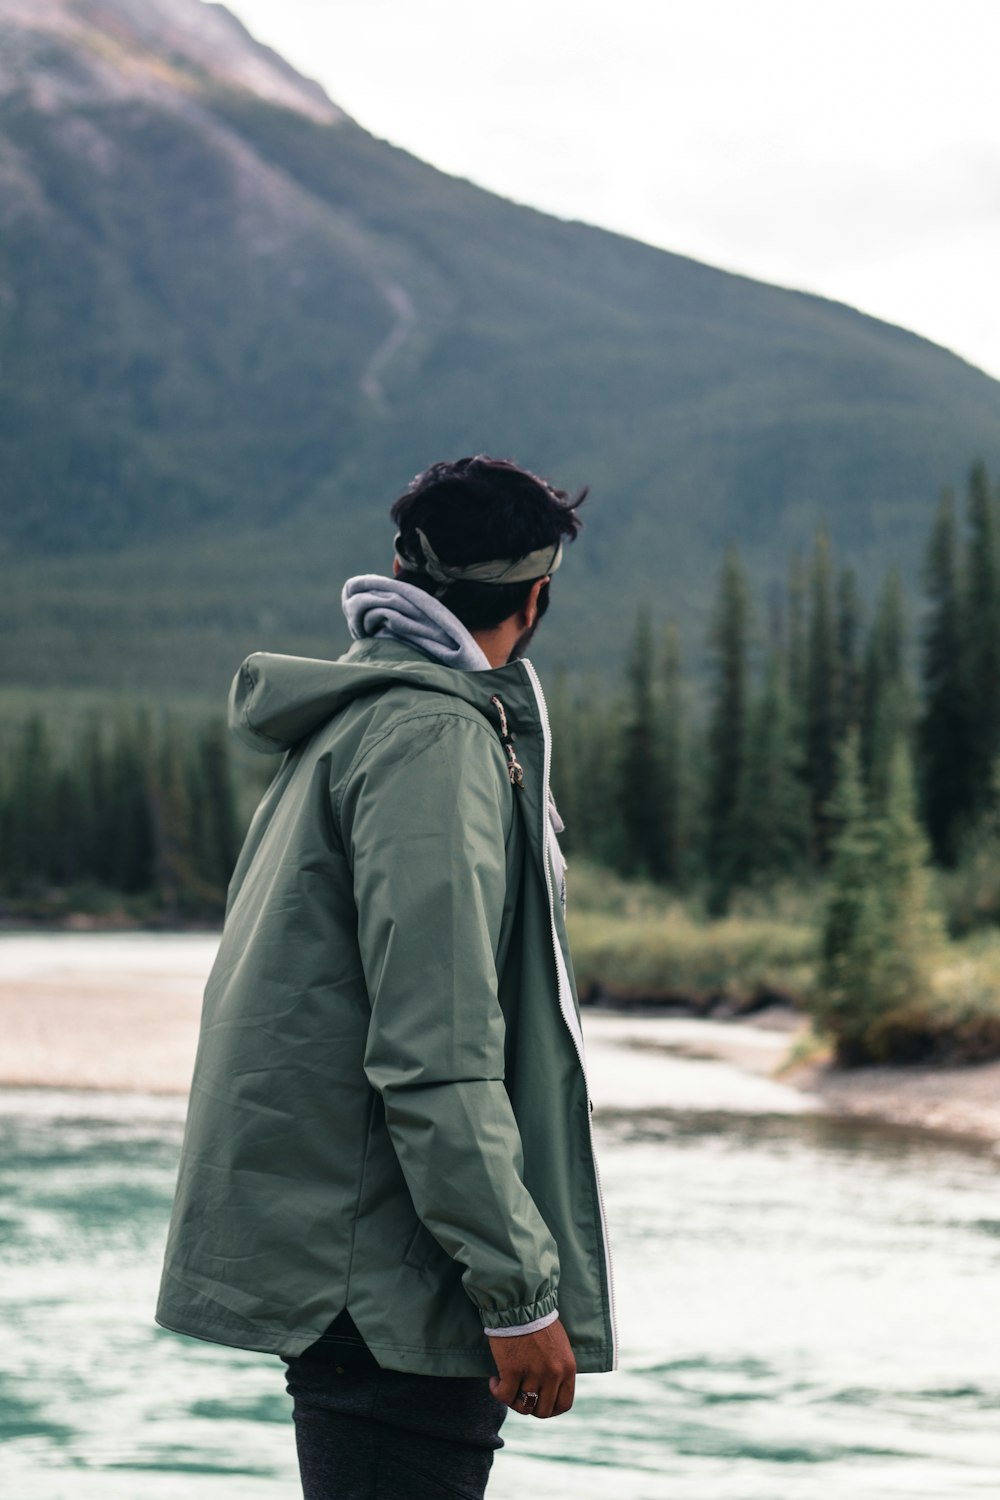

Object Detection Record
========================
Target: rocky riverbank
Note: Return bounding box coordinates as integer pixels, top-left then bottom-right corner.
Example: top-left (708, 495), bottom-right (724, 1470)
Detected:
top-left (784, 1049), bottom-right (1000, 1147)
top-left (2, 932), bottom-right (1000, 1151)
top-left (618, 1002), bottom-right (1000, 1150)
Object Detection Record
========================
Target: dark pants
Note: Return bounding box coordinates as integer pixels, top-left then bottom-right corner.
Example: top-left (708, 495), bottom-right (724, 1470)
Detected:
top-left (280, 1311), bottom-right (508, 1500)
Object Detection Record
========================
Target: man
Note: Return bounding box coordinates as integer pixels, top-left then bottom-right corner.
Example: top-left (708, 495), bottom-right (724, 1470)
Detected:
top-left (155, 456), bottom-right (617, 1499)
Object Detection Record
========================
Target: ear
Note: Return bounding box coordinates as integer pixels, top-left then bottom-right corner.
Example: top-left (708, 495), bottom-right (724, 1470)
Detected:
top-left (520, 576), bottom-right (549, 626)
top-left (392, 556), bottom-right (402, 577)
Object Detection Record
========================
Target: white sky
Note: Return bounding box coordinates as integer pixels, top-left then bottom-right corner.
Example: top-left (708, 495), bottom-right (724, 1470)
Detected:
top-left (222, 0), bottom-right (1000, 381)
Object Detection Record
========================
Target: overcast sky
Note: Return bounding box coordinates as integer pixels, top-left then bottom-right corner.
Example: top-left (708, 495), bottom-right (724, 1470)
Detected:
top-left (223, 0), bottom-right (1000, 381)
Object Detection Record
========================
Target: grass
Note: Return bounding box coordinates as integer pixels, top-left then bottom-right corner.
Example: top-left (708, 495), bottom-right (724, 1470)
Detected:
top-left (566, 859), bottom-right (1000, 1065)
top-left (565, 859), bottom-right (818, 1005)
top-left (867, 931), bottom-right (1000, 1064)
top-left (772, 1025), bottom-right (834, 1076)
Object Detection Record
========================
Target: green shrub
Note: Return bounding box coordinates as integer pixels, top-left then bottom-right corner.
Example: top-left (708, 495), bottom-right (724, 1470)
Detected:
top-left (812, 733), bottom-right (944, 1062)
top-left (567, 904), bottom-right (815, 1003)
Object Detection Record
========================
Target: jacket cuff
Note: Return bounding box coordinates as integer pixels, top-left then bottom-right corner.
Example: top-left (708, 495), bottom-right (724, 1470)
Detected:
top-left (483, 1307), bottom-right (559, 1338)
top-left (479, 1291), bottom-right (559, 1336)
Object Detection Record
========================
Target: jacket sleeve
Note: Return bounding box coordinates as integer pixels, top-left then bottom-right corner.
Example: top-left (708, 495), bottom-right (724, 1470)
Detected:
top-left (337, 706), bottom-right (561, 1334)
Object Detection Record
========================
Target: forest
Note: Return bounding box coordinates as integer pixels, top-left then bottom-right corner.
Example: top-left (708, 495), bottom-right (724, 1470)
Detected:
top-left (4, 461), bottom-right (1000, 1063)
top-left (553, 458), bottom-right (999, 908)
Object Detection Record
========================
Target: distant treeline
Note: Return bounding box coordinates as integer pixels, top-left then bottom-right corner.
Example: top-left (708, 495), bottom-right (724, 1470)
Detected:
top-left (3, 460), bottom-right (1000, 930)
top-left (0, 715), bottom-right (243, 919)
top-left (551, 459), bottom-right (1000, 919)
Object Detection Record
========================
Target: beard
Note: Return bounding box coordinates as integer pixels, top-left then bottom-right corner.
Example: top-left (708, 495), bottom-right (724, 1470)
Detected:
top-left (506, 581), bottom-right (551, 662)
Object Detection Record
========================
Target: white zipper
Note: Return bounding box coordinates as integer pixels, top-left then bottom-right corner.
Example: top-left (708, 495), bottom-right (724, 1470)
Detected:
top-left (522, 658), bottom-right (620, 1370)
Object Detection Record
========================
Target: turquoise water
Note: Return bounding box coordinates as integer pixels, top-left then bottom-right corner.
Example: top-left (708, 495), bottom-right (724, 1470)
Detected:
top-left (2, 1084), bottom-right (1000, 1498)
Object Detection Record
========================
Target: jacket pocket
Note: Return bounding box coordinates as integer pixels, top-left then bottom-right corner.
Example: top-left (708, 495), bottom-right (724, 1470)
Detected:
top-left (402, 1219), bottom-right (442, 1272)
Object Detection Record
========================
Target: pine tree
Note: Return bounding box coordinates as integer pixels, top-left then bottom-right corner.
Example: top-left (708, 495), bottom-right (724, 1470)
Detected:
top-left (656, 621), bottom-right (686, 887)
top-left (617, 607), bottom-right (668, 879)
top-left (49, 765), bottom-right (86, 887)
top-left (787, 551), bottom-right (808, 712)
top-left (814, 733), bottom-right (939, 1063)
top-left (814, 731), bottom-right (882, 1058)
top-left (548, 670), bottom-right (582, 855)
top-left (876, 739), bottom-right (939, 960)
top-left (945, 754), bottom-right (1000, 933)
top-left (107, 713), bottom-right (157, 894)
top-left (964, 459), bottom-right (1000, 814)
top-left (705, 546), bottom-right (750, 912)
top-left (558, 673), bottom-right (624, 869)
top-left (860, 568), bottom-right (911, 807)
top-left (805, 530), bottom-right (840, 860)
top-left (3, 716), bottom-right (56, 891)
top-left (154, 719), bottom-right (200, 917)
top-left (732, 649), bottom-right (812, 884)
top-left (76, 717), bottom-right (111, 885)
top-left (193, 720), bottom-right (240, 896)
top-left (784, 550), bottom-right (810, 864)
top-left (835, 565), bottom-right (863, 742)
top-left (919, 493), bottom-right (975, 864)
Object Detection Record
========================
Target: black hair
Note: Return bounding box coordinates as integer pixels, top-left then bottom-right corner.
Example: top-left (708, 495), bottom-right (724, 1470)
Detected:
top-left (389, 455), bottom-right (587, 632)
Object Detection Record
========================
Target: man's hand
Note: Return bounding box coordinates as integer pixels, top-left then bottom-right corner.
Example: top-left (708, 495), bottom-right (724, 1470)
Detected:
top-left (488, 1317), bottom-right (576, 1418)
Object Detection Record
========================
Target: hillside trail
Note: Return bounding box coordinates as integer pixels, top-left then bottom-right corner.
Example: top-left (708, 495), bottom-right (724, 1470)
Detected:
top-left (361, 279), bottom-right (418, 406)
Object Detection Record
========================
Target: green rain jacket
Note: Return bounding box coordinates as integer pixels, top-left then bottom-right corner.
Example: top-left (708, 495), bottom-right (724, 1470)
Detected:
top-left (155, 637), bottom-right (617, 1376)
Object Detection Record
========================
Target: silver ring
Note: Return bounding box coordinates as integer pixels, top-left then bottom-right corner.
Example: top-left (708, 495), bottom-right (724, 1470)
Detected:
top-left (516, 1388), bottom-right (539, 1412)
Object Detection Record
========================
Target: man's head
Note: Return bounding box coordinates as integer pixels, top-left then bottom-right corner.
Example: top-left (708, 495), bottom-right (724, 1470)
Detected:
top-left (390, 455), bottom-right (587, 661)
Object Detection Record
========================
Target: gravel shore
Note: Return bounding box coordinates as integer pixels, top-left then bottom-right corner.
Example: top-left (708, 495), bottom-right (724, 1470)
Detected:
top-left (2, 934), bottom-right (999, 1150)
top-left (0, 933), bottom-right (212, 1094)
top-left (643, 1005), bottom-right (1000, 1148)
top-left (784, 1051), bottom-right (1000, 1147)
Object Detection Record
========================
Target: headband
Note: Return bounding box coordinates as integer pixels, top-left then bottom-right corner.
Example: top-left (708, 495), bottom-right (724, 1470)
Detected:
top-left (394, 528), bottom-right (563, 587)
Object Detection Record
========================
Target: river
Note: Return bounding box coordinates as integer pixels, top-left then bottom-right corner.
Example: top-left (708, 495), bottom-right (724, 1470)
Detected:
top-left (1, 934), bottom-right (999, 1498)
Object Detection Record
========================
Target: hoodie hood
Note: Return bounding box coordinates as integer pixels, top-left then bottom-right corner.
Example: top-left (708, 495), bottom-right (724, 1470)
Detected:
top-left (342, 574), bottom-right (492, 673)
top-left (228, 638), bottom-right (537, 756)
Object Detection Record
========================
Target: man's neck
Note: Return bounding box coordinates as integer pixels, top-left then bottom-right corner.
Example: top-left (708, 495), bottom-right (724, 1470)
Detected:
top-left (471, 621), bottom-right (520, 668)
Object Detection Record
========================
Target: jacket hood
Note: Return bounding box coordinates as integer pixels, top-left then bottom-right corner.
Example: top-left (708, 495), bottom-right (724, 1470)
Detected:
top-left (228, 638), bottom-right (537, 755)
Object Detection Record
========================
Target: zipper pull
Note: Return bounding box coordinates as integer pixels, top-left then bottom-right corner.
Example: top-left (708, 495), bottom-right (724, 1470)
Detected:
top-left (489, 694), bottom-right (525, 788)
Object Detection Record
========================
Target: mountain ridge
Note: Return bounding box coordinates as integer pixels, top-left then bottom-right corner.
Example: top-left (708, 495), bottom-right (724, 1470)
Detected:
top-left (2, 0), bottom-right (999, 690)
top-left (0, 0), bottom-right (342, 122)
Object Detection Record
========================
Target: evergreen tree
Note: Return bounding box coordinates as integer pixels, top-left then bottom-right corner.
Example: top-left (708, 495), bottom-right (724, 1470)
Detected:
top-left (784, 550), bottom-right (810, 860)
top-left (3, 716), bottom-right (57, 891)
top-left (964, 459), bottom-right (1000, 814)
top-left (106, 713), bottom-right (157, 894)
top-left (786, 551), bottom-right (808, 712)
top-left (617, 607), bottom-right (668, 879)
top-left (0, 709), bottom-right (250, 914)
top-left (49, 765), bottom-right (86, 887)
top-left (814, 733), bottom-right (939, 1063)
top-left (656, 621), bottom-right (686, 887)
top-left (860, 568), bottom-right (911, 807)
top-left (814, 731), bottom-right (882, 1058)
top-left (192, 720), bottom-right (240, 895)
top-left (548, 670), bottom-right (582, 854)
top-left (945, 755), bottom-right (1000, 934)
top-left (876, 739), bottom-right (939, 961)
top-left (919, 493), bottom-right (975, 864)
top-left (835, 565), bottom-right (863, 742)
top-left (705, 546), bottom-right (750, 912)
top-left (731, 649), bottom-right (812, 884)
top-left (156, 719), bottom-right (197, 917)
top-left (805, 530), bottom-right (840, 860)
top-left (76, 717), bottom-right (111, 885)
top-left (558, 674), bottom-right (624, 870)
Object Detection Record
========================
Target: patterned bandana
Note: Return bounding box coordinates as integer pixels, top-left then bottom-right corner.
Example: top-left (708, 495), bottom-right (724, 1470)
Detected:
top-left (394, 529), bottom-right (563, 588)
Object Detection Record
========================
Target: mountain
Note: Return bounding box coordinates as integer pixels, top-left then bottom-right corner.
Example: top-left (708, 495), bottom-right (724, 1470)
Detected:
top-left (2, 0), bottom-right (1000, 694)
